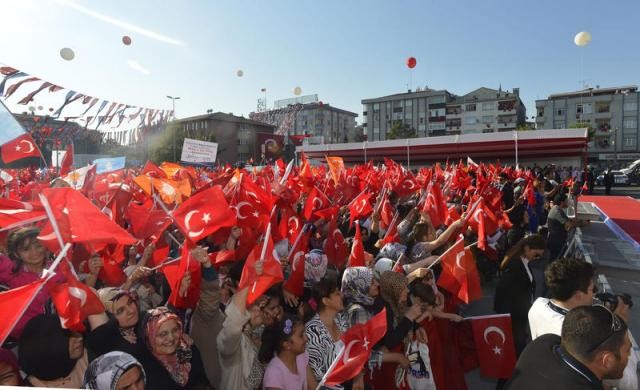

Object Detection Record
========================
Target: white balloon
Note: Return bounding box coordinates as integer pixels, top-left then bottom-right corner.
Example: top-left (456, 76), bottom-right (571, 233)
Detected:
top-left (574, 31), bottom-right (592, 47)
top-left (60, 47), bottom-right (75, 61)
top-left (293, 86), bottom-right (302, 96)
top-left (37, 106), bottom-right (43, 111)
top-left (236, 69), bottom-right (244, 77)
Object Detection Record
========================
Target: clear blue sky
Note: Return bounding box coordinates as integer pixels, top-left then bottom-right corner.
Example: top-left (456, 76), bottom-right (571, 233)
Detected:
top-left (2, 0), bottom-right (639, 129)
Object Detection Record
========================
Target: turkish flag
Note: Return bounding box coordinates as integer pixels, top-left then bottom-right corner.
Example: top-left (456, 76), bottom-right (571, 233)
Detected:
top-left (38, 188), bottom-right (136, 252)
top-left (324, 215), bottom-right (348, 269)
top-left (347, 223), bottom-right (365, 267)
top-left (348, 192), bottom-right (372, 227)
top-left (48, 260), bottom-right (105, 332)
top-left (211, 249), bottom-right (236, 266)
top-left (126, 200), bottom-right (171, 241)
top-left (59, 142), bottom-right (74, 176)
top-left (283, 250), bottom-right (306, 297)
top-left (173, 185), bottom-right (237, 243)
top-left (393, 172), bottom-right (418, 198)
top-left (1, 133), bottom-right (41, 164)
top-left (422, 183), bottom-right (448, 228)
top-left (470, 314), bottom-right (517, 378)
top-left (238, 228), bottom-right (284, 305)
top-left (164, 240), bottom-right (202, 309)
top-left (0, 198), bottom-right (46, 230)
top-left (381, 212), bottom-right (400, 245)
top-left (303, 186), bottom-right (330, 221)
top-left (466, 199), bottom-right (499, 251)
top-left (323, 308), bottom-right (387, 386)
top-left (98, 244), bottom-right (127, 286)
top-left (0, 278), bottom-right (47, 346)
top-left (379, 194), bottom-right (394, 230)
top-left (436, 239), bottom-right (482, 304)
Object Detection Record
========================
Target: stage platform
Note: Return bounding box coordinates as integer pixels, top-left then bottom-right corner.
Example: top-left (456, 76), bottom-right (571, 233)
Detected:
top-left (579, 195), bottom-right (640, 251)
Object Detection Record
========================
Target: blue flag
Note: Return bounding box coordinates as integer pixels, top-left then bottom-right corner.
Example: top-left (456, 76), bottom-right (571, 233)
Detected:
top-left (94, 156), bottom-right (125, 174)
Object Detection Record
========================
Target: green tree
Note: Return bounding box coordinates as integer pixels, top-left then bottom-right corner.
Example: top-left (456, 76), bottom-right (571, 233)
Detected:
top-left (387, 121), bottom-right (417, 140)
top-left (569, 121), bottom-right (595, 142)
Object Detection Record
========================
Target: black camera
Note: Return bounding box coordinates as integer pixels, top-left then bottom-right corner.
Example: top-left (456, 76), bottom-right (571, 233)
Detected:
top-left (594, 292), bottom-right (633, 312)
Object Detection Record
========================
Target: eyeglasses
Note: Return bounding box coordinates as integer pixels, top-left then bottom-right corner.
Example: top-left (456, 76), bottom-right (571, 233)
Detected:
top-left (586, 305), bottom-right (623, 353)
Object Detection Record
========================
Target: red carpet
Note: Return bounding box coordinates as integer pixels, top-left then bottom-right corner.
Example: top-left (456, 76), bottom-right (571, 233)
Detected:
top-left (579, 195), bottom-right (640, 249)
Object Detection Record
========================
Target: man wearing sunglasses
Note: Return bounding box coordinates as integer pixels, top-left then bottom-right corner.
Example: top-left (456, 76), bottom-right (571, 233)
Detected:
top-left (528, 258), bottom-right (597, 340)
top-left (507, 305), bottom-right (632, 389)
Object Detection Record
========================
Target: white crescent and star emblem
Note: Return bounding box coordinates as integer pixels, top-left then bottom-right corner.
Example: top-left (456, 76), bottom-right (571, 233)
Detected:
top-left (484, 326), bottom-right (507, 355)
top-left (342, 340), bottom-right (360, 364)
top-left (292, 251), bottom-right (304, 272)
top-left (68, 286), bottom-right (87, 307)
top-left (288, 216), bottom-right (300, 233)
top-left (356, 198), bottom-right (367, 213)
top-left (312, 197), bottom-right (323, 210)
top-left (455, 250), bottom-right (465, 269)
top-left (246, 191), bottom-right (262, 205)
top-left (402, 179), bottom-right (415, 190)
top-left (184, 210), bottom-right (205, 238)
top-left (16, 140), bottom-right (35, 153)
top-left (234, 201), bottom-right (252, 220)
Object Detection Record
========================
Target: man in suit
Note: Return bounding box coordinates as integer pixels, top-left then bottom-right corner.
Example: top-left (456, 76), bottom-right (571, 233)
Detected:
top-left (506, 305), bottom-right (632, 390)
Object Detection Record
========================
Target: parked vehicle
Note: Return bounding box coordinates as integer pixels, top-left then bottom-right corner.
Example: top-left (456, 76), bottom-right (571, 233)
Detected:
top-left (596, 170), bottom-right (630, 186)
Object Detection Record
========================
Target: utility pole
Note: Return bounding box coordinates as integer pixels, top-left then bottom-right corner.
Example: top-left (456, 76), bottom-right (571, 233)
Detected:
top-left (166, 95), bottom-right (180, 161)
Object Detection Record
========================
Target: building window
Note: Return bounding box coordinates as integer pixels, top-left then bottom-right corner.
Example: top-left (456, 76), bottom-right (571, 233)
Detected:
top-left (555, 121), bottom-right (566, 129)
top-left (624, 117), bottom-right (637, 129)
top-left (624, 101), bottom-right (638, 112)
top-left (576, 103), bottom-right (593, 115)
top-left (393, 107), bottom-right (403, 113)
top-left (428, 122), bottom-right (445, 131)
top-left (482, 102), bottom-right (494, 111)
top-left (623, 134), bottom-right (637, 149)
top-left (537, 108), bottom-right (544, 117)
top-left (556, 108), bottom-right (566, 117)
top-left (596, 103), bottom-right (610, 113)
top-left (464, 116), bottom-right (477, 125)
top-left (465, 104), bottom-right (476, 112)
top-left (419, 117), bottom-right (424, 124)
top-left (481, 115), bottom-right (494, 124)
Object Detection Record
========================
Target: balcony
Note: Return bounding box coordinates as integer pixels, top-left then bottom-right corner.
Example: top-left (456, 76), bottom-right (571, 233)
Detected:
top-left (446, 106), bottom-right (462, 115)
top-left (429, 116), bottom-right (446, 122)
top-left (498, 100), bottom-right (517, 112)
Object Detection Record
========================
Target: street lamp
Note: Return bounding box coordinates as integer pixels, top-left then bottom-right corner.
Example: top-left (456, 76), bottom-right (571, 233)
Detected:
top-left (166, 96), bottom-right (180, 161)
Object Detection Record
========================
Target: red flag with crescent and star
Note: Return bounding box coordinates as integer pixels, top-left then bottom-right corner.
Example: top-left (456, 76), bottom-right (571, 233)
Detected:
top-left (238, 228), bottom-right (284, 305)
top-left (1, 133), bottom-right (42, 164)
top-left (0, 278), bottom-right (48, 346)
top-left (469, 314), bottom-right (517, 378)
top-left (436, 238), bottom-right (482, 304)
top-left (348, 192), bottom-right (372, 227)
top-left (173, 185), bottom-right (237, 244)
top-left (303, 186), bottom-right (330, 221)
top-left (347, 222), bottom-right (365, 267)
top-left (48, 260), bottom-right (105, 332)
top-left (323, 308), bottom-right (387, 387)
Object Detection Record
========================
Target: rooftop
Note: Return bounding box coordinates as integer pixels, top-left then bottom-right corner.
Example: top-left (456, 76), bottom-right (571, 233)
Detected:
top-left (177, 112), bottom-right (275, 128)
top-left (361, 88), bottom-right (452, 104)
top-left (547, 85), bottom-right (639, 100)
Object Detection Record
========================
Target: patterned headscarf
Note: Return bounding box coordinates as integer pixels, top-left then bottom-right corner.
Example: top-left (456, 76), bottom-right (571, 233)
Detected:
top-left (304, 249), bottom-right (328, 284)
top-left (83, 351), bottom-right (145, 390)
top-left (141, 307), bottom-right (192, 386)
top-left (341, 267), bottom-right (374, 307)
top-left (380, 271), bottom-right (408, 317)
top-left (377, 243), bottom-right (407, 263)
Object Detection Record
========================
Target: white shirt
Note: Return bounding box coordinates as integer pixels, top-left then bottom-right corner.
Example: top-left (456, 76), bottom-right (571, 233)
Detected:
top-left (521, 257), bottom-right (533, 283)
top-left (528, 297), bottom-right (565, 340)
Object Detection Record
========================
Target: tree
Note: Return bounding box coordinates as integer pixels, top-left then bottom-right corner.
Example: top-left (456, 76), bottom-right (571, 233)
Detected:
top-left (569, 122), bottom-right (595, 142)
top-left (387, 121), bottom-right (417, 140)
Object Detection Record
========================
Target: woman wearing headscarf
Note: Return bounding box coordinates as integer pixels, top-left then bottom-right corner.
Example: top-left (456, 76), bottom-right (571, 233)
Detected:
top-left (138, 306), bottom-right (210, 389)
top-left (83, 351), bottom-right (145, 390)
top-left (0, 227), bottom-right (65, 340)
top-left (18, 314), bottom-right (89, 388)
top-left (341, 267), bottom-right (409, 385)
top-left (86, 287), bottom-right (148, 361)
top-left (373, 270), bottom-right (426, 389)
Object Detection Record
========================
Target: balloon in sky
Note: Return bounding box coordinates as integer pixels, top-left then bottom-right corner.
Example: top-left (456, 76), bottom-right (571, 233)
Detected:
top-left (406, 57), bottom-right (417, 69)
top-left (293, 86), bottom-right (302, 96)
top-left (236, 69), bottom-right (244, 77)
top-left (60, 47), bottom-right (75, 61)
top-left (574, 31), bottom-right (592, 47)
top-left (37, 106), bottom-right (43, 111)
top-left (122, 35), bottom-right (132, 46)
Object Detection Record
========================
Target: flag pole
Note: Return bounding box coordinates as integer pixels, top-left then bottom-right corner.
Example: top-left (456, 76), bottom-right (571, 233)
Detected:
top-left (315, 345), bottom-right (346, 390)
top-left (149, 256), bottom-right (181, 271)
top-left (426, 239), bottom-right (477, 271)
top-left (254, 222), bottom-right (272, 294)
top-left (38, 193), bottom-right (65, 250)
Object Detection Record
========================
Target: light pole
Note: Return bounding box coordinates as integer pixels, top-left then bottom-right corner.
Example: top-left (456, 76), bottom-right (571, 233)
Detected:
top-left (166, 95), bottom-right (180, 161)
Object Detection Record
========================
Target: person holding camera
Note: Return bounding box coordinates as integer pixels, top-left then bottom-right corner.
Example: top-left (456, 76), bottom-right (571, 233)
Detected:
top-left (528, 258), bottom-right (637, 390)
top-left (507, 305), bottom-right (632, 389)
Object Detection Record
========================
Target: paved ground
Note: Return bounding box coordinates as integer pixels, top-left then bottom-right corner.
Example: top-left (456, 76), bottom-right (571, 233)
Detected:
top-left (589, 185), bottom-right (640, 198)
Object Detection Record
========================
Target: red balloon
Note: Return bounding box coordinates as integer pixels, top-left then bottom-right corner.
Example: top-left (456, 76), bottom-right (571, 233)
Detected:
top-left (122, 36), bottom-right (132, 46)
top-left (406, 57), bottom-right (417, 69)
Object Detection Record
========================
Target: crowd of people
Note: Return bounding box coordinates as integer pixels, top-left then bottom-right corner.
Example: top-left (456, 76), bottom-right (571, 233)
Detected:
top-left (0, 157), bottom-right (635, 390)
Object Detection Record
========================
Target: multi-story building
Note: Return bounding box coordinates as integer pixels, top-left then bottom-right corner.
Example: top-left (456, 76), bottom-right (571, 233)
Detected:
top-left (177, 112), bottom-right (276, 164)
top-left (361, 86), bottom-right (525, 141)
top-left (535, 86), bottom-right (640, 165)
top-left (250, 96), bottom-right (358, 144)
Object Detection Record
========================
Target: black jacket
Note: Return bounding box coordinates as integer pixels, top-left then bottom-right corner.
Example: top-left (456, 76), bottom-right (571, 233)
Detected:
top-left (505, 334), bottom-right (604, 390)
top-left (494, 257), bottom-right (536, 353)
top-left (137, 344), bottom-right (210, 390)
